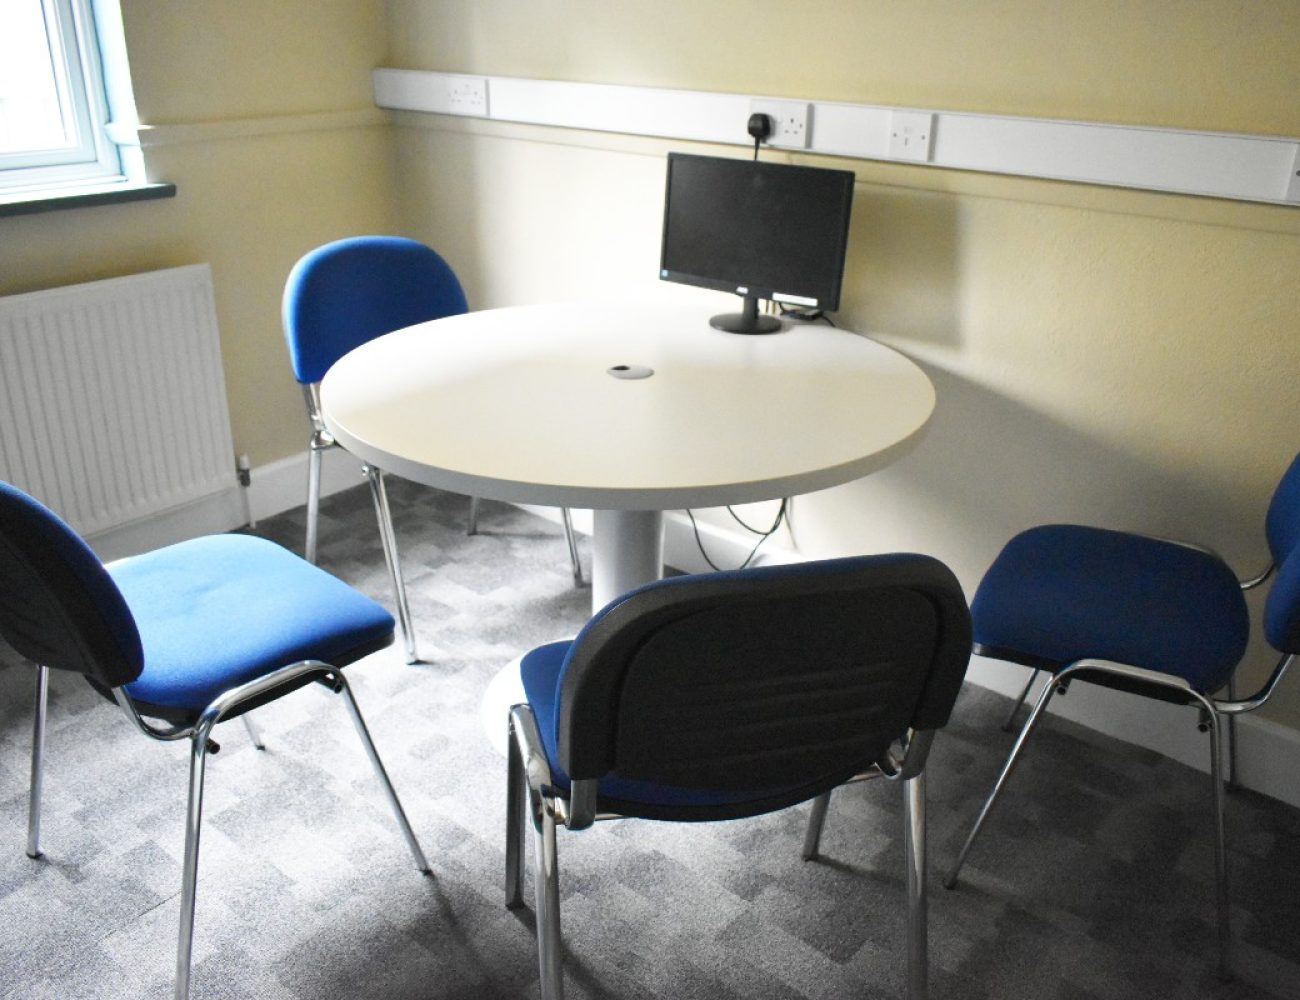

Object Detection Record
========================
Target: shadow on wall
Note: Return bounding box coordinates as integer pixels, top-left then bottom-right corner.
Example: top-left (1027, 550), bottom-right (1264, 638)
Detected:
top-left (801, 361), bottom-right (1272, 569)
top-left (391, 127), bottom-right (491, 308)
top-left (841, 184), bottom-right (963, 351)
top-left (828, 181), bottom-right (1277, 571)
top-left (792, 359), bottom-right (1281, 689)
top-left (925, 364), bottom-right (1266, 553)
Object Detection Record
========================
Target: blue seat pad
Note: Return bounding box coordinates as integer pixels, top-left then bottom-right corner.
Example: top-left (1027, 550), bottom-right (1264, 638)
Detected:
top-left (108, 535), bottom-right (394, 713)
top-left (521, 641), bottom-right (804, 810)
top-left (972, 524), bottom-right (1249, 693)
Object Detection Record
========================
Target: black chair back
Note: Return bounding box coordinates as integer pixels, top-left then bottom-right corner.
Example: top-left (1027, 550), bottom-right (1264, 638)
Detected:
top-left (556, 554), bottom-right (971, 796)
top-left (0, 482), bottom-right (142, 687)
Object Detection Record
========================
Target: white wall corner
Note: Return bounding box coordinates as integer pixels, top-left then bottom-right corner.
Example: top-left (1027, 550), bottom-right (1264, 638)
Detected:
top-left (245, 447), bottom-right (367, 524)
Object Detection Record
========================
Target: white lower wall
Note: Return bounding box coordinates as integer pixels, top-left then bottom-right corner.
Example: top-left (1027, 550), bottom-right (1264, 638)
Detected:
top-left (85, 447), bottom-right (362, 563)
top-left (86, 448), bottom-right (1300, 811)
top-left (963, 655), bottom-right (1300, 810)
top-left (86, 486), bottom-right (248, 564)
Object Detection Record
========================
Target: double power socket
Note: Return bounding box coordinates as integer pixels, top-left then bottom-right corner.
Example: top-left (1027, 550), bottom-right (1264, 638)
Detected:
top-left (748, 99), bottom-right (811, 149)
top-left (747, 99), bottom-right (934, 163)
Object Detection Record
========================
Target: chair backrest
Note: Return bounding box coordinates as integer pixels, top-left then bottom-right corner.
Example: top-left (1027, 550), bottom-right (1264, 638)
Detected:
top-left (1264, 450), bottom-right (1300, 653)
top-left (281, 235), bottom-right (469, 385)
top-left (553, 553), bottom-right (972, 792)
top-left (0, 482), bottom-right (143, 687)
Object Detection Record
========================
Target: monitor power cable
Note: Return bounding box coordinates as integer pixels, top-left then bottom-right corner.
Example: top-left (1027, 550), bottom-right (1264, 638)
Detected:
top-left (685, 498), bottom-right (788, 572)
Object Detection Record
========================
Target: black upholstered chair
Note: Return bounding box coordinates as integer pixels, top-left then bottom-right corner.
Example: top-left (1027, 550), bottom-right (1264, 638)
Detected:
top-left (945, 450), bottom-right (1300, 980)
top-left (0, 481), bottom-right (429, 1000)
top-left (504, 554), bottom-right (972, 1000)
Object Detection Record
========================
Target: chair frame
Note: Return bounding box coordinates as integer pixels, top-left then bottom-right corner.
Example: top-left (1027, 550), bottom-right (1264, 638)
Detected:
top-left (288, 236), bottom-right (586, 633)
top-left (467, 496), bottom-right (584, 589)
top-left (945, 604), bottom-right (1298, 982)
top-left (26, 657), bottom-right (430, 1000)
top-left (997, 555), bottom-right (1275, 784)
top-left (301, 385), bottom-right (585, 667)
top-left (301, 381), bottom-right (420, 663)
top-left (505, 704), bottom-right (938, 1000)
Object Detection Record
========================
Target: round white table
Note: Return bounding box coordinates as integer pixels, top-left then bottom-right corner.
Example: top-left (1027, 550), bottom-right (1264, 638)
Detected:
top-left (320, 300), bottom-right (936, 610)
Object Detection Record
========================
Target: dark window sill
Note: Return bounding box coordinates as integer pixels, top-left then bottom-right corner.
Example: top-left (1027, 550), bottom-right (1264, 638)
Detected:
top-left (0, 181), bottom-right (176, 218)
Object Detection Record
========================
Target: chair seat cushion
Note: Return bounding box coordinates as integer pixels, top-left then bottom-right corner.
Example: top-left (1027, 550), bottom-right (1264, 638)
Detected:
top-left (521, 640), bottom-right (810, 815)
top-left (108, 535), bottom-right (394, 715)
top-left (972, 524), bottom-right (1249, 693)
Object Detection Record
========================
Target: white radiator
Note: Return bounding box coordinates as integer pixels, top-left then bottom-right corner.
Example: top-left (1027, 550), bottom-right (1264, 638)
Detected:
top-left (0, 264), bottom-right (236, 538)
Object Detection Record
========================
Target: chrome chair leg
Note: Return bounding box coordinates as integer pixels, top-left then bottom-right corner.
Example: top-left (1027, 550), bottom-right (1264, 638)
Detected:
top-left (1002, 669), bottom-right (1040, 732)
top-left (1204, 707), bottom-right (1232, 981)
top-left (466, 495), bottom-right (583, 586)
top-left (304, 438), bottom-right (325, 565)
top-left (26, 664), bottom-right (49, 860)
top-left (904, 770), bottom-right (928, 1000)
top-left (241, 713), bottom-right (265, 750)
top-left (175, 729), bottom-right (213, 1000)
top-left (533, 798), bottom-right (564, 1000)
top-left (364, 465), bottom-right (419, 665)
top-left (1225, 674), bottom-right (1239, 790)
top-left (505, 722), bottom-right (527, 908)
top-left (802, 791), bottom-right (831, 861)
top-left (945, 676), bottom-right (1060, 889)
top-left (335, 674), bottom-right (431, 874)
top-left (560, 508), bottom-right (584, 588)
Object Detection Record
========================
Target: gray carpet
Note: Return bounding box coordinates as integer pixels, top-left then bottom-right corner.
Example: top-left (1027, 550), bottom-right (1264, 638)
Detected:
top-left (2, 480), bottom-right (1299, 999)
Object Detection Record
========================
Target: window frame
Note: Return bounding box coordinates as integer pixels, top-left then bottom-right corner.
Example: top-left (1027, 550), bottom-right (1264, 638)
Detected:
top-left (0, 0), bottom-right (132, 196)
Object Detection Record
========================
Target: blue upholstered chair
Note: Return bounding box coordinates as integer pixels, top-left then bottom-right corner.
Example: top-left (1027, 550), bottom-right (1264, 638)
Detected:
top-left (283, 235), bottom-right (586, 663)
top-left (504, 554), bottom-right (972, 1000)
top-left (0, 481), bottom-right (430, 1000)
top-left (944, 450), bottom-right (1300, 980)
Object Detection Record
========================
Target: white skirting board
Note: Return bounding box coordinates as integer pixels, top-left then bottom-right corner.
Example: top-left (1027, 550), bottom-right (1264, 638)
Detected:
top-left (86, 485), bottom-right (247, 564)
top-left (92, 445), bottom-right (1300, 811)
top-left (963, 656), bottom-right (1300, 811)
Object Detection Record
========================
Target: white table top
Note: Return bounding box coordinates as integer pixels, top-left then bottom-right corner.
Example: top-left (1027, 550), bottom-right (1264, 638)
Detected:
top-left (320, 301), bottom-right (934, 512)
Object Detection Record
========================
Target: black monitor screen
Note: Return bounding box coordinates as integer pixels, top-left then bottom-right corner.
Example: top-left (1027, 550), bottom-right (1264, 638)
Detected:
top-left (659, 153), bottom-right (855, 317)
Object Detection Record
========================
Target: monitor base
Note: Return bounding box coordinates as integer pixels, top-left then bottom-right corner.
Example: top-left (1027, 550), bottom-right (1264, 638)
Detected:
top-left (709, 296), bottom-right (783, 335)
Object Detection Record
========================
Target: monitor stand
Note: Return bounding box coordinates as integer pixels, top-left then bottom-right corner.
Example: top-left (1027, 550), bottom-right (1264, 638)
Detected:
top-left (709, 294), bottom-right (782, 335)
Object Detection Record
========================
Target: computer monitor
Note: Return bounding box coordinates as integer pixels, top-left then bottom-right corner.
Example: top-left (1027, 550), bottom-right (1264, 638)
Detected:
top-left (658, 153), bottom-right (856, 334)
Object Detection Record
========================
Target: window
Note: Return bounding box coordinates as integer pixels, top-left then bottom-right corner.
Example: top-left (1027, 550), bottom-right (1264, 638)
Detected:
top-left (0, 0), bottom-right (140, 197)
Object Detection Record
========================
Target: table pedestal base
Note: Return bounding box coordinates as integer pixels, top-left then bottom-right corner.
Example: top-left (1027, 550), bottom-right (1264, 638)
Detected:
top-left (591, 509), bottom-right (664, 610)
top-left (482, 653), bottom-right (526, 757)
top-left (482, 509), bottom-right (667, 756)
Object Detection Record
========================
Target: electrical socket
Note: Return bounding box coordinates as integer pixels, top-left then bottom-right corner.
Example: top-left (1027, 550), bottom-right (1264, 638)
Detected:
top-left (446, 76), bottom-right (488, 116)
top-left (748, 99), bottom-right (811, 149)
top-left (1286, 146), bottom-right (1300, 203)
top-left (888, 111), bottom-right (934, 163)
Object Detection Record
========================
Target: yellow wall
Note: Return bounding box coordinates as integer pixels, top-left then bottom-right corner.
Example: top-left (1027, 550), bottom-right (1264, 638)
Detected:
top-left (387, 0), bottom-right (1300, 135)
top-left (0, 0), bottom-right (398, 464)
top-left (385, 1), bottom-right (1300, 723)
top-left (1, 1), bottom-right (1296, 727)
